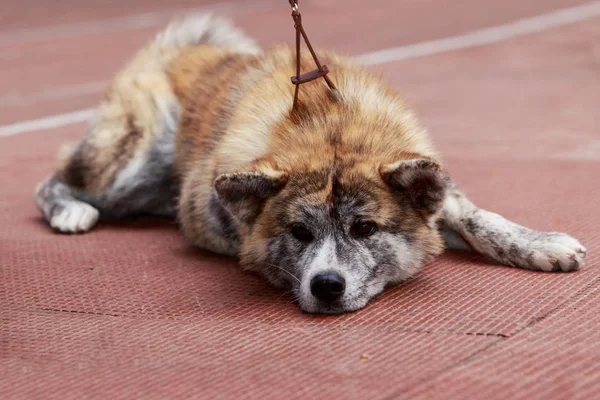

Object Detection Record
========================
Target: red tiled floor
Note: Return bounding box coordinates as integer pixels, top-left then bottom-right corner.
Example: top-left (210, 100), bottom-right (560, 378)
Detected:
top-left (403, 282), bottom-right (600, 399)
top-left (376, 17), bottom-right (600, 162)
top-left (1, 0), bottom-right (593, 124)
top-left (1, 1), bottom-right (599, 399)
top-left (0, 0), bottom-right (239, 33)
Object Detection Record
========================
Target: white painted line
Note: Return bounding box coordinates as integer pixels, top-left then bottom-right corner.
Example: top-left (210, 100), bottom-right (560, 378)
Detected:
top-left (356, 1), bottom-right (600, 65)
top-left (0, 109), bottom-right (96, 138)
top-left (0, 81), bottom-right (107, 107)
top-left (1, 1), bottom-right (598, 138)
top-left (559, 140), bottom-right (600, 160)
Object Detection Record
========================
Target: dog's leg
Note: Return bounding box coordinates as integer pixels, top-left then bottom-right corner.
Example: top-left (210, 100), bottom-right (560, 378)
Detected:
top-left (35, 79), bottom-right (180, 233)
top-left (35, 126), bottom-right (178, 234)
top-left (440, 183), bottom-right (587, 271)
top-left (35, 144), bottom-right (177, 234)
top-left (35, 174), bottom-right (101, 233)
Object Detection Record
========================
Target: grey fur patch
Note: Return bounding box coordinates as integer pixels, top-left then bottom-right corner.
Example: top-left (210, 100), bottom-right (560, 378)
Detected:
top-left (214, 171), bottom-right (288, 226)
top-left (441, 183), bottom-right (587, 272)
top-left (381, 159), bottom-right (448, 217)
top-left (208, 192), bottom-right (238, 242)
top-left (257, 174), bottom-right (424, 314)
top-left (440, 227), bottom-right (473, 252)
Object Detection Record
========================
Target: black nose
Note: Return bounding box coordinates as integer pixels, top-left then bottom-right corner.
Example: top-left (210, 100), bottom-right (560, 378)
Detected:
top-left (310, 272), bottom-right (346, 303)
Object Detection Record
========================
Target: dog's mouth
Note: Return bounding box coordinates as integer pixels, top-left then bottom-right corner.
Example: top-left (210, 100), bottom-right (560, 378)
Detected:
top-left (303, 299), bottom-right (346, 315)
top-left (297, 293), bottom-right (373, 314)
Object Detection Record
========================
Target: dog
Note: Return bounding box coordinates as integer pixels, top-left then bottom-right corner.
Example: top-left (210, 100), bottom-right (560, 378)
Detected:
top-left (35, 15), bottom-right (587, 314)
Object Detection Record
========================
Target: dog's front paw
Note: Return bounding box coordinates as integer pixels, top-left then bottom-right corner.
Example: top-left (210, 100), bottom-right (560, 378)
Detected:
top-left (527, 233), bottom-right (587, 272)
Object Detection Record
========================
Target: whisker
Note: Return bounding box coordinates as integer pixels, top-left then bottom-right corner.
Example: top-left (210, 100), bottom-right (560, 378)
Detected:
top-left (276, 291), bottom-right (292, 300)
top-left (267, 263), bottom-right (301, 284)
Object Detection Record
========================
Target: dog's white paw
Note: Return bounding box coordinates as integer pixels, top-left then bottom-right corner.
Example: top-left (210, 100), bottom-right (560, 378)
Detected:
top-left (527, 233), bottom-right (587, 272)
top-left (50, 201), bottom-right (99, 234)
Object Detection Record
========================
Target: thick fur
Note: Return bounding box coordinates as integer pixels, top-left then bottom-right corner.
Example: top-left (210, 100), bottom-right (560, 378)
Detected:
top-left (35, 15), bottom-right (587, 313)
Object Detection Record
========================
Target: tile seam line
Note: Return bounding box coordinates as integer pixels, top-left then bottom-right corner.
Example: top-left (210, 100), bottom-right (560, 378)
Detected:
top-left (385, 273), bottom-right (600, 398)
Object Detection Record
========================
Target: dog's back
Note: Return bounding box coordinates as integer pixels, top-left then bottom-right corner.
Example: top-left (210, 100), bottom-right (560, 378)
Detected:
top-left (34, 15), bottom-right (261, 232)
top-left (35, 14), bottom-right (443, 261)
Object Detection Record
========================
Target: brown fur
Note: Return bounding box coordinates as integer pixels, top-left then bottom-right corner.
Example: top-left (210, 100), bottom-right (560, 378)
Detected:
top-left (36, 16), bottom-right (585, 313)
top-left (167, 45), bottom-right (445, 263)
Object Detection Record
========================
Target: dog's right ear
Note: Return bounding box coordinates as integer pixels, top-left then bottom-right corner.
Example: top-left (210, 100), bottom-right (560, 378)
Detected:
top-left (214, 168), bottom-right (288, 225)
top-left (379, 158), bottom-right (448, 217)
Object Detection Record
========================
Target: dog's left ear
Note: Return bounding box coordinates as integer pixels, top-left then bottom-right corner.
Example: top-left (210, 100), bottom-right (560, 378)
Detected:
top-left (380, 159), bottom-right (448, 216)
top-left (214, 168), bottom-right (288, 225)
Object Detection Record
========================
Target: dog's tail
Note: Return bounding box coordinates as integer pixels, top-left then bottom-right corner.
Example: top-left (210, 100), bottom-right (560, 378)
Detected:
top-left (149, 13), bottom-right (261, 54)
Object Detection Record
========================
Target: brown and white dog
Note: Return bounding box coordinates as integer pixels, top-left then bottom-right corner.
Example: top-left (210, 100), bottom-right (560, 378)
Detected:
top-left (35, 15), bottom-right (587, 313)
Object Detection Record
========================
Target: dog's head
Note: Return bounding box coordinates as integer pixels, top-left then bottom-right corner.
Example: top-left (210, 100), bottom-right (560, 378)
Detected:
top-left (215, 153), bottom-right (448, 313)
top-left (213, 62), bottom-right (448, 313)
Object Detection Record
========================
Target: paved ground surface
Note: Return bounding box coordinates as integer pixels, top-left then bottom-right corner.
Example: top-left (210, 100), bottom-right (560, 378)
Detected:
top-left (1, 1), bottom-right (599, 399)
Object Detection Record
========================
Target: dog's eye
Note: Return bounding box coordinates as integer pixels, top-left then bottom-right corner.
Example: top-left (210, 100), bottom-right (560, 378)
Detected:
top-left (351, 221), bottom-right (378, 238)
top-left (291, 224), bottom-right (314, 242)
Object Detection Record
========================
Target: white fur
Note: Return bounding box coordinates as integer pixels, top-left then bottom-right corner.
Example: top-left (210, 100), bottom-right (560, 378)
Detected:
top-left (389, 235), bottom-right (423, 282)
top-left (110, 156), bottom-right (147, 195)
top-left (35, 178), bottom-right (99, 233)
top-left (50, 201), bottom-right (99, 233)
top-left (299, 237), bottom-right (339, 311)
top-left (151, 14), bottom-right (261, 54)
